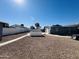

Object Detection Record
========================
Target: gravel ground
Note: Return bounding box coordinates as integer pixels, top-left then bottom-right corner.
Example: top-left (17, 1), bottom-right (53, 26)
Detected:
top-left (0, 33), bottom-right (27, 43)
top-left (0, 35), bottom-right (79, 59)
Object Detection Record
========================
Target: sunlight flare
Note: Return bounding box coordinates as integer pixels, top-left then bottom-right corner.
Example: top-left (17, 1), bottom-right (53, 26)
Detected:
top-left (13, 0), bottom-right (25, 6)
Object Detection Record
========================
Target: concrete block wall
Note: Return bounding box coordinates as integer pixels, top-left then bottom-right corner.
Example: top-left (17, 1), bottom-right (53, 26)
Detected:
top-left (2, 27), bottom-right (29, 35)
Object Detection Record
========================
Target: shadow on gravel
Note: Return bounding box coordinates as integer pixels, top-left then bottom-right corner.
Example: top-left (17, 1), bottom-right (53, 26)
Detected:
top-left (75, 39), bottom-right (79, 41)
top-left (31, 35), bottom-right (45, 37)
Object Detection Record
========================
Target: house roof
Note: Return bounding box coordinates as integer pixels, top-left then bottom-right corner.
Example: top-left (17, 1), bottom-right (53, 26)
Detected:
top-left (0, 21), bottom-right (8, 24)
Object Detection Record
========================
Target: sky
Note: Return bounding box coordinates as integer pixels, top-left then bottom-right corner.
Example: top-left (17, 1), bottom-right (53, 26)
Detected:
top-left (0, 0), bottom-right (79, 27)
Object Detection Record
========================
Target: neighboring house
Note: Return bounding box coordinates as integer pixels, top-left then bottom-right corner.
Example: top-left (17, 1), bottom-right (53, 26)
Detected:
top-left (0, 21), bottom-right (9, 41)
top-left (10, 24), bottom-right (24, 28)
top-left (0, 22), bottom-right (30, 36)
top-left (10, 24), bottom-right (30, 32)
top-left (0, 22), bottom-right (9, 28)
top-left (50, 24), bottom-right (79, 36)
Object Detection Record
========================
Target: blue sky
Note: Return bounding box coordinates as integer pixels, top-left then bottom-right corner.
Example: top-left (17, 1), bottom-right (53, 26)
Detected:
top-left (0, 0), bottom-right (79, 27)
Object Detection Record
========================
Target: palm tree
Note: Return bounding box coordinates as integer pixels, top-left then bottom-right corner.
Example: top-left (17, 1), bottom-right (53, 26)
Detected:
top-left (35, 23), bottom-right (40, 29)
top-left (21, 24), bottom-right (24, 27)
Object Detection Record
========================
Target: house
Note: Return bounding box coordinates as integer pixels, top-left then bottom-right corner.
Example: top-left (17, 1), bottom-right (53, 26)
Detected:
top-left (0, 22), bottom-right (9, 28)
top-left (50, 24), bottom-right (79, 36)
top-left (0, 21), bottom-right (9, 41)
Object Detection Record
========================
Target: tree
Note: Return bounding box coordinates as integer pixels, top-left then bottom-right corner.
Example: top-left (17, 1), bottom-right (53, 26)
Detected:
top-left (35, 23), bottom-right (40, 29)
top-left (30, 26), bottom-right (35, 30)
top-left (21, 24), bottom-right (24, 27)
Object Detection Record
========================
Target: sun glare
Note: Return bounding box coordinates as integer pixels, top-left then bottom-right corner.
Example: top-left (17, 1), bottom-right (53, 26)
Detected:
top-left (13, 0), bottom-right (25, 6)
